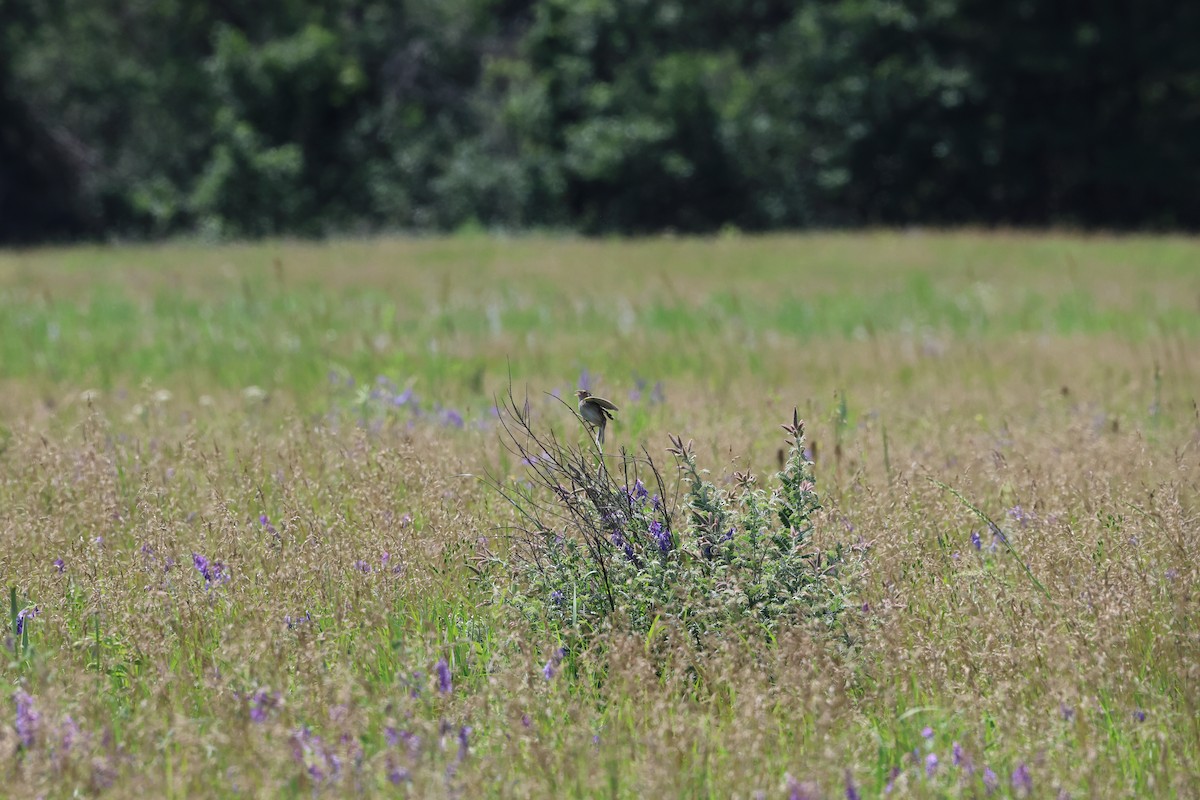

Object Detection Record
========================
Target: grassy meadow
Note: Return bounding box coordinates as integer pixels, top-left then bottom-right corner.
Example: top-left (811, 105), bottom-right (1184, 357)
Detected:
top-left (1, 232), bottom-right (1199, 798)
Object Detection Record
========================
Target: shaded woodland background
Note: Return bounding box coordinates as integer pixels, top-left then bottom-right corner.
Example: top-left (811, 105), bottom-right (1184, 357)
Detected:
top-left (2, 0), bottom-right (1198, 243)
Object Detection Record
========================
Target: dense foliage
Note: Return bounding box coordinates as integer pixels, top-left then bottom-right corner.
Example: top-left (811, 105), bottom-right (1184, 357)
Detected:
top-left (3, 0), bottom-right (1198, 241)
top-left (489, 393), bottom-right (850, 649)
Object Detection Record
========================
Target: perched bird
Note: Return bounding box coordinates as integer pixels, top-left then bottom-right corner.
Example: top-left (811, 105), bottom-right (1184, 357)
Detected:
top-left (575, 389), bottom-right (618, 445)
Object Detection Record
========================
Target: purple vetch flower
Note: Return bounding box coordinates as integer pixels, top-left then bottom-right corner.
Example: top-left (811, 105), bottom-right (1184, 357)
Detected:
top-left (521, 713), bottom-right (531, 728)
top-left (435, 659), bottom-right (452, 694)
top-left (285, 612), bottom-right (312, 629)
top-left (549, 590), bottom-right (564, 606)
top-left (14, 689), bottom-right (39, 747)
top-left (982, 767), bottom-right (999, 794)
top-left (1008, 506), bottom-right (1032, 526)
top-left (1133, 708), bottom-right (1146, 722)
top-left (442, 409), bottom-right (464, 428)
top-left (291, 726), bottom-right (339, 784)
top-left (885, 766), bottom-right (900, 793)
top-left (925, 753), bottom-right (939, 778)
top-left (386, 728), bottom-right (421, 757)
top-left (845, 769), bottom-right (861, 800)
top-left (971, 530), bottom-right (982, 550)
top-left (1011, 762), bottom-right (1033, 794)
top-left (249, 689), bottom-right (278, 723)
top-left (650, 520), bottom-right (672, 553)
top-left (921, 726), bottom-right (935, 742)
top-left (388, 762), bottom-right (411, 784)
top-left (60, 714), bottom-right (82, 752)
top-left (578, 369), bottom-right (593, 392)
top-left (785, 773), bottom-right (818, 800)
top-left (952, 741), bottom-right (972, 773)
top-left (456, 725), bottom-right (472, 760)
top-left (53, 558), bottom-right (65, 573)
top-left (192, 553), bottom-right (229, 587)
top-left (258, 514), bottom-right (278, 537)
top-left (15, 606), bottom-right (40, 636)
top-left (1060, 703), bottom-right (1075, 721)
top-left (542, 647), bottom-right (566, 681)
top-left (633, 479), bottom-right (649, 500)
top-left (353, 560), bottom-right (371, 574)
top-left (610, 530), bottom-right (636, 562)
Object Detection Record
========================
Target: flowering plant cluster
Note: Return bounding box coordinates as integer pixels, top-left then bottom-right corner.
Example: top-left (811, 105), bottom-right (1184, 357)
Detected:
top-left (489, 391), bottom-right (849, 644)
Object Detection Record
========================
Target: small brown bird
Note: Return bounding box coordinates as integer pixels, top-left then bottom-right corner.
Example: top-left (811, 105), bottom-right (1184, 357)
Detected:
top-left (575, 389), bottom-right (618, 445)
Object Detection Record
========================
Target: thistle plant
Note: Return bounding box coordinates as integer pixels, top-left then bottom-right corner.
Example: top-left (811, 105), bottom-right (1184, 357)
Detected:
top-left (486, 386), bottom-right (850, 646)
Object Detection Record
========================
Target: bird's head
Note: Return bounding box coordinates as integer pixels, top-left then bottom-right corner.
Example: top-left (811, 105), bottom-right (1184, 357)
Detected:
top-left (574, 389), bottom-right (591, 400)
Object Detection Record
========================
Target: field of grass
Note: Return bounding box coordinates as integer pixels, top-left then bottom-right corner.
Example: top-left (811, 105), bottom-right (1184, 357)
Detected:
top-left (2, 232), bottom-right (1198, 798)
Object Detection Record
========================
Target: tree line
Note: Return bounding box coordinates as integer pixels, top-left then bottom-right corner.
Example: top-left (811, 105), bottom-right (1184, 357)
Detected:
top-left (2, 0), bottom-right (1197, 243)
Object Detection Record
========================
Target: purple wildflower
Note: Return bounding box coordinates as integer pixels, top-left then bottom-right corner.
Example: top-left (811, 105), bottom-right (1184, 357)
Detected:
top-left (291, 727), bottom-right (339, 784)
top-left (983, 767), bottom-right (999, 794)
top-left (650, 520), bottom-right (672, 553)
top-left (456, 725), bottom-right (471, 760)
top-left (971, 530), bottom-right (982, 550)
top-left (249, 689), bottom-right (276, 723)
top-left (15, 606), bottom-right (40, 636)
top-left (388, 763), bottom-right (410, 785)
top-left (14, 689), bottom-right (39, 747)
top-left (785, 773), bottom-right (818, 800)
top-left (1011, 762), bottom-right (1033, 795)
top-left (435, 658), bottom-right (452, 694)
top-left (549, 590), bottom-right (564, 606)
top-left (921, 725), bottom-right (935, 742)
top-left (1133, 708), bottom-right (1146, 722)
top-left (285, 612), bottom-right (311, 629)
top-left (610, 530), bottom-right (636, 562)
top-left (1060, 703), bottom-right (1074, 721)
top-left (353, 560), bottom-right (371, 574)
top-left (578, 369), bottom-right (593, 392)
top-left (542, 647), bottom-right (566, 681)
top-left (259, 514), bottom-right (278, 536)
top-left (521, 713), bottom-right (531, 728)
top-left (1009, 506), bottom-right (1032, 526)
top-left (925, 753), bottom-right (939, 778)
top-left (192, 553), bottom-right (228, 587)
top-left (845, 769), bottom-right (861, 800)
top-left (442, 409), bottom-right (464, 428)
top-left (952, 741), bottom-right (971, 772)
top-left (53, 558), bottom-right (65, 573)
top-left (60, 714), bottom-right (81, 752)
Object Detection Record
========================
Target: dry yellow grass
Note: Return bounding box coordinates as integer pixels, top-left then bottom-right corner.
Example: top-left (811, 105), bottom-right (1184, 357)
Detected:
top-left (1, 232), bottom-right (1198, 797)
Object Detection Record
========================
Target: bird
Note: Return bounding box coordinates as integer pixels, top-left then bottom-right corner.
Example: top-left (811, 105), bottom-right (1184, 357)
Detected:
top-left (575, 389), bottom-right (618, 445)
